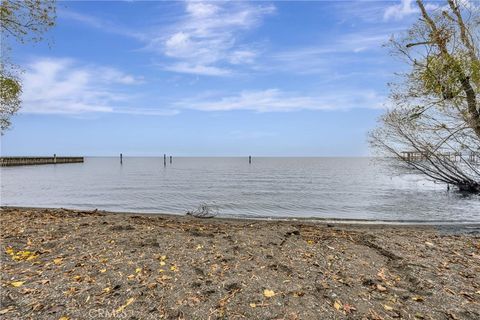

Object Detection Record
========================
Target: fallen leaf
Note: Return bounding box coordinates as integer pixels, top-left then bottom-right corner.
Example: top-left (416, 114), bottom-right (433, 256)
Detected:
top-left (0, 306), bottom-right (14, 314)
top-left (10, 281), bottom-right (24, 287)
top-left (53, 258), bottom-right (63, 265)
top-left (263, 289), bottom-right (275, 298)
top-left (333, 300), bottom-right (342, 310)
top-left (384, 305), bottom-right (393, 311)
top-left (116, 297), bottom-right (135, 313)
top-left (249, 303), bottom-right (256, 308)
top-left (343, 303), bottom-right (356, 314)
top-left (377, 268), bottom-right (387, 281)
top-left (135, 267), bottom-right (142, 273)
top-left (100, 269), bottom-right (107, 273)
top-left (59, 317), bottom-right (69, 320)
top-left (376, 284), bottom-right (387, 292)
top-left (170, 266), bottom-right (178, 272)
top-left (412, 296), bottom-right (424, 302)
top-left (160, 261), bottom-right (166, 266)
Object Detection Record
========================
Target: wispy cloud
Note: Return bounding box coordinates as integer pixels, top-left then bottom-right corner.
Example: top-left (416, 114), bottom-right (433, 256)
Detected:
top-left (147, 0), bottom-right (275, 76)
top-left (59, 9), bottom-right (147, 41)
top-left (173, 88), bottom-right (386, 112)
top-left (20, 57), bottom-right (173, 116)
top-left (265, 29), bottom-right (396, 75)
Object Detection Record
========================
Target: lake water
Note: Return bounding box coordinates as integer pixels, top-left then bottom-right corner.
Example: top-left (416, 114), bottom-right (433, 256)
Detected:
top-left (1, 157), bottom-right (479, 222)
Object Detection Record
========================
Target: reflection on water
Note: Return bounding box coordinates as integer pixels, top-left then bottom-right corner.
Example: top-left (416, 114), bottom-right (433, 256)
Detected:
top-left (1, 157), bottom-right (479, 221)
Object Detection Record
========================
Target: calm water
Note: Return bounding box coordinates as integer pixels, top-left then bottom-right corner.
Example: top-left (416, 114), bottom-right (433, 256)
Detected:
top-left (1, 157), bottom-right (479, 222)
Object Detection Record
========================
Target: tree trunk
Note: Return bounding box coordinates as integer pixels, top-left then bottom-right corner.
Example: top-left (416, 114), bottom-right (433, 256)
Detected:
top-left (417, 0), bottom-right (480, 139)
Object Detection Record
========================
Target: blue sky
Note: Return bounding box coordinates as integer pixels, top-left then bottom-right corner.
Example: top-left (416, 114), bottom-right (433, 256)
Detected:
top-left (1, 0), bottom-right (439, 156)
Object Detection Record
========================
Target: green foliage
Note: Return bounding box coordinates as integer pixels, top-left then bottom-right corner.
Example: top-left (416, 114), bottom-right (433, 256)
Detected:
top-left (0, 0), bottom-right (56, 44)
top-left (0, 0), bottom-right (56, 133)
top-left (0, 71), bottom-right (22, 133)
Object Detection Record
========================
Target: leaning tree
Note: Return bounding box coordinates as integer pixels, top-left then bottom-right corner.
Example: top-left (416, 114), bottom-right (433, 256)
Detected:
top-left (370, 0), bottom-right (480, 193)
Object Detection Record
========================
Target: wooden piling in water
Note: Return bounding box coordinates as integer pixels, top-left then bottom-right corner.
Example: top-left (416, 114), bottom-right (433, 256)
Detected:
top-left (54, 154), bottom-right (57, 164)
top-left (164, 154), bottom-right (166, 166)
top-left (249, 156), bottom-right (252, 164)
top-left (170, 156), bottom-right (172, 164)
top-left (120, 153), bottom-right (123, 164)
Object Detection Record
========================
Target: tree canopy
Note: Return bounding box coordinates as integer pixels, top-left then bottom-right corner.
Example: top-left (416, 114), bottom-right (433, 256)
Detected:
top-left (0, 0), bottom-right (56, 133)
top-left (370, 0), bottom-right (480, 192)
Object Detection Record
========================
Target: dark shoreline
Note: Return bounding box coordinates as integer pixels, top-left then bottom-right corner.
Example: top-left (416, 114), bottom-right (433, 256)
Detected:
top-left (3, 205), bottom-right (480, 234)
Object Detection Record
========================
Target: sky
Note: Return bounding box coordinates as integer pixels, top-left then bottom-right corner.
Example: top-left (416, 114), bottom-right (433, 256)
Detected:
top-left (0, 0), bottom-right (442, 156)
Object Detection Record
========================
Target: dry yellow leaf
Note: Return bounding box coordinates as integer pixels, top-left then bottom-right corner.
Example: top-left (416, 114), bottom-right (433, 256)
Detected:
top-left (263, 289), bottom-right (275, 298)
top-left (103, 287), bottom-right (111, 293)
top-left (170, 266), bottom-right (178, 272)
top-left (59, 317), bottom-right (69, 320)
top-left (116, 297), bottom-right (135, 313)
top-left (53, 258), bottom-right (63, 265)
top-left (127, 274), bottom-right (135, 280)
top-left (135, 267), bottom-right (142, 273)
top-left (333, 300), bottom-right (342, 310)
top-left (384, 305), bottom-right (393, 311)
top-left (160, 255), bottom-right (167, 260)
top-left (160, 261), bottom-right (166, 266)
top-left (249, 303), bottom-right (256, 308)
top-left (100, 269), bottom-right (107, 273)
top-left (10, 281), bottom-right (24, 287)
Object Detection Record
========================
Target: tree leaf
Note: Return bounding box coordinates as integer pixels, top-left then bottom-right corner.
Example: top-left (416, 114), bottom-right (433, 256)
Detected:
top-left (333, 300), bottom-right (342, 310)
top-left (10, 281), bottom-right (24, 287)
top-left (263, 289), bottom-right (275, 298)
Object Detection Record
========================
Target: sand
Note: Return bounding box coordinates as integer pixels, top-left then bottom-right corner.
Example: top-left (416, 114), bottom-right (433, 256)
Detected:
top-left (1, 207), bottom-right (479, 319)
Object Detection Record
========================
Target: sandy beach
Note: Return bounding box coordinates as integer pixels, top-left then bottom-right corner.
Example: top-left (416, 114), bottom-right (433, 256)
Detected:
top-left (1, 207), bottom-right (479, 319)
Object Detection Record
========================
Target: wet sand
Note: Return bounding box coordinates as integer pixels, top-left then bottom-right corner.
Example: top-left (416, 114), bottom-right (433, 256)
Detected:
top-left (1, 207), bottom-right (479, 319)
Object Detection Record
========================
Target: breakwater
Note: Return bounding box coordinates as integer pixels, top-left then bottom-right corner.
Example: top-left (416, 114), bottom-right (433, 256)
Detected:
top-left (0, 156), bottom-right (84, 167)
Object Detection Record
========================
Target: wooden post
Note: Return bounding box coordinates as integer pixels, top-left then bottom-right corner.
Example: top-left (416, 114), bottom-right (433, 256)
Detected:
top-left (249, 156), bottom-right (252, 164)
top-left (120, 153), bottom-right (123, 164)
top-left (164, 154), bottom-right (166, 167)
top-left (54, 153), bottom-right (57, 164)
top-left (169, 156), bottom-right (172, 164)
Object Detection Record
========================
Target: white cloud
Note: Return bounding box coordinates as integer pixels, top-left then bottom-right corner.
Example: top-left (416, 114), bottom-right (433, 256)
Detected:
top-left (384, 0), bottom-right (440, 21)
top-left (20, 57), bottom-right (170, 116)
top-left (164, 63), bottom-right (231, 76)
top-left (148, 0), bottom-right (275, 76)
top-left (384, 0), bottom-right (418, 21)
top-left (173, 88), bottom-right (386, 112)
